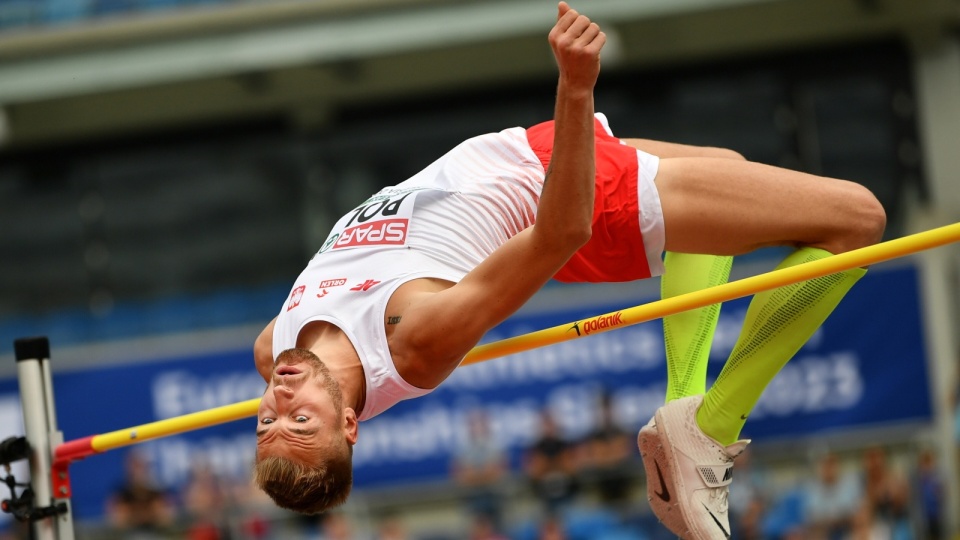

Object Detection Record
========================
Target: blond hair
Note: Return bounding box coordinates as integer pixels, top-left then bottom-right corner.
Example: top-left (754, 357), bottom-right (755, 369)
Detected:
top-left (254, 442), bottom-right (353, 514)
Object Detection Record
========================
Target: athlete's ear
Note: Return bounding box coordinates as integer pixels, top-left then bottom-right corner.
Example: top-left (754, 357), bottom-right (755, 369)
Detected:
top-left (343, 408), bottom-right (359, 445)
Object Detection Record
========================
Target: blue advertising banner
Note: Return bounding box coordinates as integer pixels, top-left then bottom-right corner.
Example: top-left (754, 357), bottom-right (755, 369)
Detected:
top-left (0, 263), bottom-right (932, 522)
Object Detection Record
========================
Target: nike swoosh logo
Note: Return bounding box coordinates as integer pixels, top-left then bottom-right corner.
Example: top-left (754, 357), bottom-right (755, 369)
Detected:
top-left (653, 460), bottom-right (671, 502)
top-left (740, 414), bottom-right (748, 420)
top-left (703, 503), bottom-right (730, 538)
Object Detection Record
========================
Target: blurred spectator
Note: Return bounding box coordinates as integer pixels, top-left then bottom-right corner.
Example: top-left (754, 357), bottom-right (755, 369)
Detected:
top-left (576, 392), bottom-right (634, 510)
top-left (314, 511), bottom-right (364, 540)
top-left (801, 451), bottom-right (862, 540)
top-left (859, 446), bottom-right (911, 540)
top-left (181, 463), bottom-right (230, 540)
top-left (727, 446), bottom-right (768, 540)
top-left (913, 448), bottom-right (944, 540)
top-left (761, 487), bottom-right (805, 540)
top-left (104, 449), bottom-right (176, 538)
top-left (375, 513), bottom-right (407, 540)
top-left (523, 410), bottom-right (579, 515)
top-left (451, 409), bottom-right (509, 528)
top-left (538, 514), bottom-right (567, 540)
top-left (229, 477), bottom-right (273, 540)
top-left (469, 513), bottom-right (510, 540)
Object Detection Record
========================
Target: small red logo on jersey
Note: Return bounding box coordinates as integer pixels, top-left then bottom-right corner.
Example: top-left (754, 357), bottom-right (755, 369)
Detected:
top-left (287, 285), bottom-right (306, 311)
top-left (316, 278), bottom-right (347, 298)
top-left (350, 279), bottom-right (381, 291)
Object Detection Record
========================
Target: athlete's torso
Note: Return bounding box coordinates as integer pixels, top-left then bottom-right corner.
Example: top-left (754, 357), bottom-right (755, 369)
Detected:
top-left (273, 125), bottom-right (545, 420)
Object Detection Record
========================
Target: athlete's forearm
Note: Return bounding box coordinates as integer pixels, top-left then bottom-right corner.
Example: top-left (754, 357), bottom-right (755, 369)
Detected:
top-left (534, 82), bottom-right (596, 251)
top-left (534, 2), bottom-right (603, 253)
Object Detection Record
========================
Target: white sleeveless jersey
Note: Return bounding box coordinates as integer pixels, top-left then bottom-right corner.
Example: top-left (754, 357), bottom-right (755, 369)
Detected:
top-left (273, 126), bottom-right (544, 420)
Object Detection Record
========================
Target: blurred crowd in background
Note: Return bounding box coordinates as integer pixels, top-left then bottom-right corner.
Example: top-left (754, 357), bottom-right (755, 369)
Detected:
top-left (1, 392), bottom-right (952, 540)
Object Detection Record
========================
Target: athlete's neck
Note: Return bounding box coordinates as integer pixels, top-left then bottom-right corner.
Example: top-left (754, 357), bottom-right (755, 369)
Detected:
top-left (297, 321), bottom-right (367, 416)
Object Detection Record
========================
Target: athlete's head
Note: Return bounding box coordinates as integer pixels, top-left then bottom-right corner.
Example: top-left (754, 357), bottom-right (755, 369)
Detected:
top-left (254, 348), bottom-right (358, 513)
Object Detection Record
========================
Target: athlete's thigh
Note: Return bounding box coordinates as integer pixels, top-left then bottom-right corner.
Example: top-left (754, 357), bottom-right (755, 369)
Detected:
top-left (654, 157), bottom-right (884, 256)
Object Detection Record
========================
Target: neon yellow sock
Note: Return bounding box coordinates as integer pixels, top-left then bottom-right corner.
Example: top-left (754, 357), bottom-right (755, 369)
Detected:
top-left (661, 252), bottom-right (732, 403)
top-left (697, 247), bottom-right (866, 445)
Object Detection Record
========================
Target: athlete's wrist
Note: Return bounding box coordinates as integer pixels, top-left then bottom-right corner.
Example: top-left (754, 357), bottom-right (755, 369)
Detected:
top-left (555, 79), bottom-right (595, 101)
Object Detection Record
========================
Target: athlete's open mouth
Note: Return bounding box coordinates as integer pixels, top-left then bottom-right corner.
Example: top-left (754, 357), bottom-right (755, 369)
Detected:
top-left (276, 366), bottom-right (302, 376)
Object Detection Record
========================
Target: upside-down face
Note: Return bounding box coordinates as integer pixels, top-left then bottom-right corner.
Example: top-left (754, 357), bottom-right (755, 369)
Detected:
top-left (255, 349), bottom-right (355, 464)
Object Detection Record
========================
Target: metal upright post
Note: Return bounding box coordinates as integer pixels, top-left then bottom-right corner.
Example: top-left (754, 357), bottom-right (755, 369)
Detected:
top-left (14, 337), bottom-right (74, 540)
top-left (41, 345), bottom-right (75, 540)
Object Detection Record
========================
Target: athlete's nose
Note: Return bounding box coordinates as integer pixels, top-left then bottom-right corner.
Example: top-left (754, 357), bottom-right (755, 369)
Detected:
top-left (273, 384), bottom-right (295, 400)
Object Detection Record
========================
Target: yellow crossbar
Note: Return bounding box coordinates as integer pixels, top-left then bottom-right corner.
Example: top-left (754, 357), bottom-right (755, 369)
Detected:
top-left (462, 221), bottom-right (960, 365)
top-left (90, 398), bottom-right (262, 453)
top-left (80, 222), bottom-right (960, 453)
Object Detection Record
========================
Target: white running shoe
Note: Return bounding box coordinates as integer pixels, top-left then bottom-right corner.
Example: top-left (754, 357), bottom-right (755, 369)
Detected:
top-left (637, 395), bottom-right (749, 540)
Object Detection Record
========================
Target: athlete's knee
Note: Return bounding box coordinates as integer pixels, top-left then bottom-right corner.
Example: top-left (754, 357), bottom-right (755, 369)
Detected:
top-left (835, 182), bottom-right (886, 252)
top-left (851, 184), bottom-right (886, 244)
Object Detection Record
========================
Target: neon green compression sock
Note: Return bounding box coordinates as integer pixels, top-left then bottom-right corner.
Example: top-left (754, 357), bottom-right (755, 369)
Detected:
top-left (696, 247), bottom-right (866, 445)
top-left (661, 252), bottom-right (733, 403)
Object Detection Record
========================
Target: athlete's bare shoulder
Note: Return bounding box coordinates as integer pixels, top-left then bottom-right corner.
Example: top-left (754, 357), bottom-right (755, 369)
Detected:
top-left (385, 277), bottom-right (457, 388)
top-left (386, 277), bottom-right (455, 321)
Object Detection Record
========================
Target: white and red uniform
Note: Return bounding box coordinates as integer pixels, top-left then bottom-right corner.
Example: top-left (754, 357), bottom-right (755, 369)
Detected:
top-left (273, 113), bottom-right (664, 420)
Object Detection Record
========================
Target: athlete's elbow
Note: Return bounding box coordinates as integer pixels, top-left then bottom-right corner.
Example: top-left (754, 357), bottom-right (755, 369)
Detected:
top-left (571, 224), bottom-right (593, 248)
top-left (534, 218), bottom-right (591, 253)
top-left (555, 224), bottom-right (592, 252)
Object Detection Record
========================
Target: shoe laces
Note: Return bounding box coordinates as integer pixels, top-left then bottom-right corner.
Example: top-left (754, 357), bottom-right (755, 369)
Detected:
top-left (707, 485), bottom-right (729, 513)
top-left (711, 452), bottom-right (733, 513)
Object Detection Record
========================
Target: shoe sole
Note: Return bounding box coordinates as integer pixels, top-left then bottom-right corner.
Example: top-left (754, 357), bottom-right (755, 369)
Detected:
top-left (638, 421), bottom-right (693, 539)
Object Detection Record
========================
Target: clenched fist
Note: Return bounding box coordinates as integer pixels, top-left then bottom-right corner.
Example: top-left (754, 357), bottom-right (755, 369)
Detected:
top-left (548, 2), bottom-right (606, 92)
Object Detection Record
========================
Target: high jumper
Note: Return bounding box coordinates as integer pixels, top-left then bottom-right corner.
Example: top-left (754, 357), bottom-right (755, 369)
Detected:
top-left (251, 2), bottom-right (885, 539)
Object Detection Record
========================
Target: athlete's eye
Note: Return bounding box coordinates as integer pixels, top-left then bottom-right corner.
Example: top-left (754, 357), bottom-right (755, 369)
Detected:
top-left (260, 418), bottom-right (274, 425)
top-left (295, 415), bottom-right (308, 423)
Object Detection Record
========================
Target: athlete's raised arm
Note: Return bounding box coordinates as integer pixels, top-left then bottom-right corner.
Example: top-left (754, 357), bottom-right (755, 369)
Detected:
top-left (390, 3), bottom-right (606, 384)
